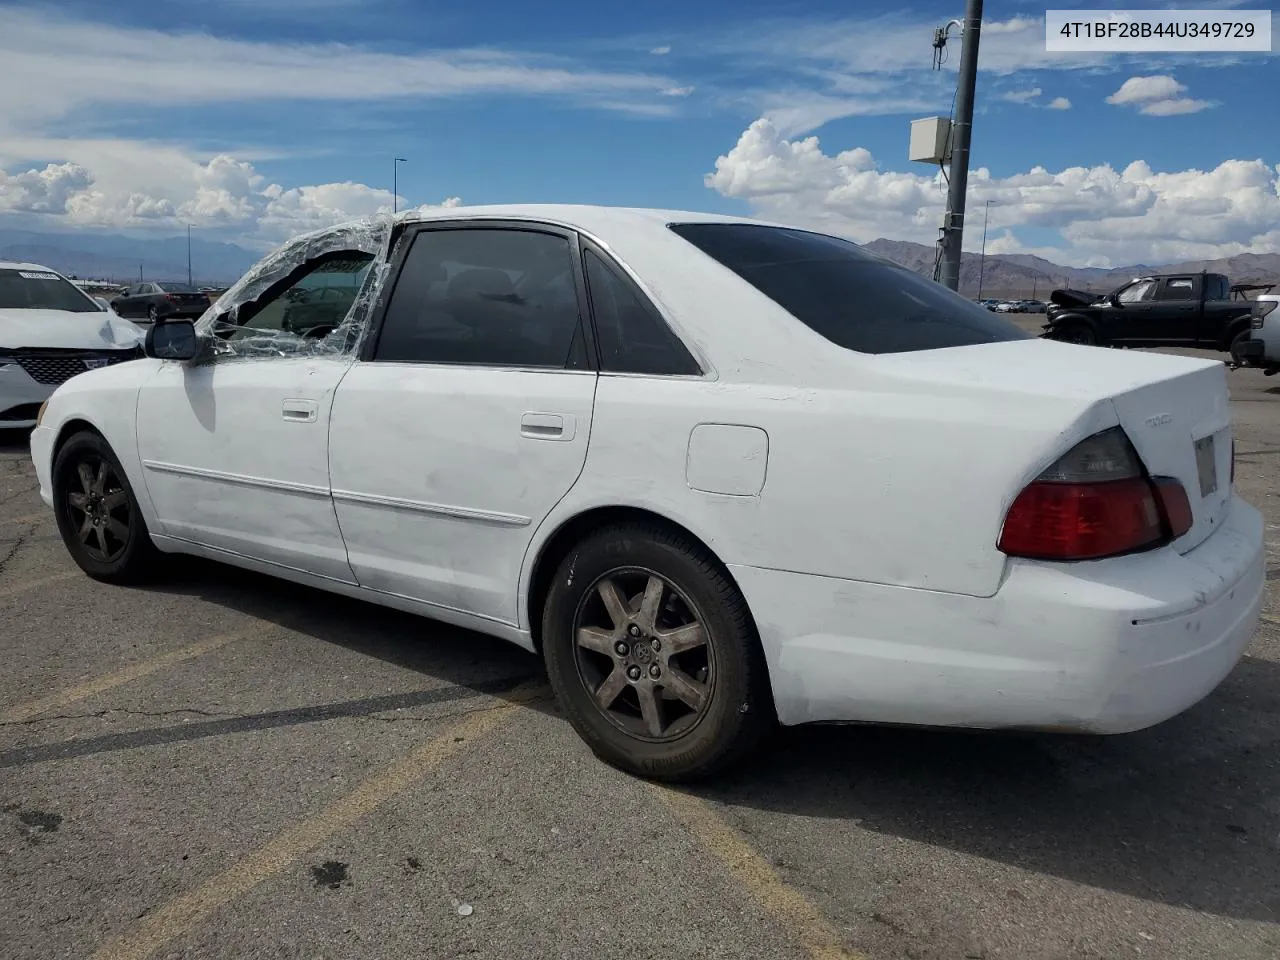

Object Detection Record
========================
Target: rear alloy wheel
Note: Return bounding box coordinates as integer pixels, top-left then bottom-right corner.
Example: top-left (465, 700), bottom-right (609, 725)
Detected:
top-left (147, 305), bottom-right (159, 322)
top-left (52, 431), bottom-right (160, 584)
top-left (542, 524), bottom-right (773, 781)
top-left (1228, 329), bottom-right (1251, 367)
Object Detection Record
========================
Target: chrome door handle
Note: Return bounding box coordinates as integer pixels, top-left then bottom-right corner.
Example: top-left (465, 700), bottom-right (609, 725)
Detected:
top-left (282, 399), bottom-right (319, 423)
top-left (521, 412), bottom-right (575, 441)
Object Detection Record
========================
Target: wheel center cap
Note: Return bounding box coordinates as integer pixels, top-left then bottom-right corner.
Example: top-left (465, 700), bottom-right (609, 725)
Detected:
top-left (631, 639), bottom-right (654, 664)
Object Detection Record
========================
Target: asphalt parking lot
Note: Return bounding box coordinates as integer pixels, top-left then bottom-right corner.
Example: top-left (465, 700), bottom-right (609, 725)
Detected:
top-left (2, 347), bottom-right (1278, 960)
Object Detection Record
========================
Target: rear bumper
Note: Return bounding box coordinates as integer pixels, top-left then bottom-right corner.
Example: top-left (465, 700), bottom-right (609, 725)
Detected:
top-left (732, 493), bottom-right (1265, 732)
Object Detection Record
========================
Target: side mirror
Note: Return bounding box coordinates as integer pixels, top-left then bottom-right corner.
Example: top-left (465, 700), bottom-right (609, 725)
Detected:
top-left (144, 319), bottom-right (199, 361)
top-left (1108, 293), bottom-right (1122, 309)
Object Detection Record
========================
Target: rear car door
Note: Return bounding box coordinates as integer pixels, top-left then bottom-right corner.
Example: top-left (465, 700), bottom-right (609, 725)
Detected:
top-left (328, 221), bottom-right (597, 626)
top-left (1146, 275), bottom-right (1201, 343)
top-left (135, 252), bottom-right (375, 581)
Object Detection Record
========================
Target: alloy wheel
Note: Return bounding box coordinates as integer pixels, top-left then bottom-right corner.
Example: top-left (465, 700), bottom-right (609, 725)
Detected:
top-left (572, 568), bottom-right (715, 742)
top-left (65, 456), bottom-right (131, 563)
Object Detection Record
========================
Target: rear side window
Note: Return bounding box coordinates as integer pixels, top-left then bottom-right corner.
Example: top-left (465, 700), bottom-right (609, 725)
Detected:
top-left (668, 223), bottom-right (1029, 355)
top-left (1155, 277), bottom-right (1196, 301)
top-left (583, 249), bottom-right (700, 375)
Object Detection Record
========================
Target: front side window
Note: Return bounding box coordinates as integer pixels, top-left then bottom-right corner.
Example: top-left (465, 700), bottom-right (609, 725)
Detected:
top-left (668, 222), bottom-right (1029, 355)
top-left (0, 268), bottom-right (99, 313)
top-left (584, 249), bottom-right (699, 375)
top-left (226, 253), bottom-right (375, 340)
top-left (1117, 280), bottom-right (1156, 304)
top-left (374, 228), bottom-right (583, 368)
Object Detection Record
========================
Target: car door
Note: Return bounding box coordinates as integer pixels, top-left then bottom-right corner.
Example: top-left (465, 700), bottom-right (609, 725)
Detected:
top-left (327, 221), bottom-right (597, 626)
top-left (135, 252), bottom-right (375, 582)
top-left (113, 285), bottom-right (139, 317)
top-left (1145, 275), bottom-right (1200, 343)
top-left (1107, 278), bottom-right (1159, 342)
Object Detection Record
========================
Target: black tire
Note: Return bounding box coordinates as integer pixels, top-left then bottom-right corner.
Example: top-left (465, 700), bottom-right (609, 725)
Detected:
top-left (52, 430), bottom-right (161, 584)
top-left (1228, 328), bottom-right (1251, 366)
top-left (541, 523), bottom-right (774, 782)
top-left (147, 305), bottom-right (159, 322)
top-left (1050, 322), bottom-right (1096, 346)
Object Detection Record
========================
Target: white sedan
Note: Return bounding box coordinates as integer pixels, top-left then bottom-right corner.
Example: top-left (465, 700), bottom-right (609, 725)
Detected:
top-left (29, 206), bottom-right (1265, 781)
top-left (1, 261), bottom-right (145, 428)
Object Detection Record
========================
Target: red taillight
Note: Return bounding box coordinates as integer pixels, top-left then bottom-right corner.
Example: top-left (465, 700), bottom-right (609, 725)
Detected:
top-left (165, 294), bottom-right (177, 302)
top-left (998, 427), bottom-right (1191, 561)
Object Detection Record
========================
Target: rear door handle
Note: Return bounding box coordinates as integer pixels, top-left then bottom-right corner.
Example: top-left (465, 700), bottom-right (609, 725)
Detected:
top-left (521, 412), bottom-right (575, 442)
top-left (282, 399), bottom-right (319, 423)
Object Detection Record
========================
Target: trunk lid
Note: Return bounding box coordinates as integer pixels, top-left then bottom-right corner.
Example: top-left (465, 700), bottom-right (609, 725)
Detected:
top-left (872, 338), bottom-right (1233, 554)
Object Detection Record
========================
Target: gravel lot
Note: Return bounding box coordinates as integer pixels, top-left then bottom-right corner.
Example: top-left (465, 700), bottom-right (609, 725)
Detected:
top-left (2, 342), bottom-right (1278, 960)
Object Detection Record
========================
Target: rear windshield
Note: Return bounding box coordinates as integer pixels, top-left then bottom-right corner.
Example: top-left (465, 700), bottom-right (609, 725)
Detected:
top-left (0, 268), bottom-right (99, 313)
top-left (158, 282), bottom-right (199, 293)
top-left (668, 223), bottom-right (1030, 354)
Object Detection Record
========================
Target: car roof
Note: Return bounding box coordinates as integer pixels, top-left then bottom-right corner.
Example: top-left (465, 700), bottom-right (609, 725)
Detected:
top-left (0, 260), bottom-right (63, 273)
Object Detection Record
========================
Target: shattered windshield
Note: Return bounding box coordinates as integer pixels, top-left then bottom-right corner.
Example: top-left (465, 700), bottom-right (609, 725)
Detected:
top-left (0, 268), bottom-right (100, 313)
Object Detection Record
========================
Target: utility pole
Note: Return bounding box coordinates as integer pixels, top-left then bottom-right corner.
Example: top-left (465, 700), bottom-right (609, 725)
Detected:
top-left (393, 157), bottom-right (407, 214)
top-left (937, 0), bottom-right (983, 292)
top-left (976, 199), bottom-right (992, 300)
top-left (187, 224), bottom-right (193, 287)
top-left (139, 263), bottom-right (143, 282)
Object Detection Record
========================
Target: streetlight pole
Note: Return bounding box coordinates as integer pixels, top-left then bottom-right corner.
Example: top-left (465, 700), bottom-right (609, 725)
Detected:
top-left (976, 199), bottom-right (992, 301)
top-left (937, 0), bottom-right (983, 292)
top-left (186, 224), bottom-right (193, 287)
top-left (393, 157), bottom-right (407, 214)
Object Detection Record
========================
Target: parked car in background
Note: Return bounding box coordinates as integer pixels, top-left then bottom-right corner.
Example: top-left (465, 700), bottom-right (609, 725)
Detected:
top-left (1236, 286), bottom-right (1280, 374)
top-left (111, 281), bottom-right (211, 322)
top-left (1043, 272), bottom-right (1257, 362)
top-left (29, 205), bottom-right (1264, 781)
top-left (0, 261), bottom-right (144, 429)
top-left (1021, 299), bottom-right (1047, 314)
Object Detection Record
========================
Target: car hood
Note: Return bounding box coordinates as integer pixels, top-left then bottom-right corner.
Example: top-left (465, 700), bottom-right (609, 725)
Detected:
top-left (1048, 287), bottom-right (1099, 309)
top-left (0, 308), bottom-right (145, 350)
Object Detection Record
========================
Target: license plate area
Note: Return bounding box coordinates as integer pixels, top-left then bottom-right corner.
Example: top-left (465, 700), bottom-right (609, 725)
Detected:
top-left (1195, 434), bottom-right (1218, 498)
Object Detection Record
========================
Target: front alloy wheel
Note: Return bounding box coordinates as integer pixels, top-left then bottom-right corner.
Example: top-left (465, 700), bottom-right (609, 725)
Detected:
top-left (53, 431), bottom-right (160, 583)
top-left (66, 457), bottom-right (131, 563)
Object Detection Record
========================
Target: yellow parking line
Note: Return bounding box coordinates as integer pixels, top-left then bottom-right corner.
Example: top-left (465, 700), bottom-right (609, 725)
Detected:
top-left (0, 511), bottom-right (48, 526)
top-left (652, 786), bottom-right (867, 960)
top-left (89, 684), bottom-right (544, 960)
top-left (0, 625), bottom-right (270, 724)
top-left (0, 570), bottom-right (80, 602)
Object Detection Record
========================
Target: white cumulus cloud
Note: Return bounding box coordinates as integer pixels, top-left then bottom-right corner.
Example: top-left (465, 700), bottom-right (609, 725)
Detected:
top-left (705, 118), bottom-right (1280, 266)
top-left (1047, 97), bottom-right (1072, 110)
top-left (1105, 75), bottom-right (1214, 116)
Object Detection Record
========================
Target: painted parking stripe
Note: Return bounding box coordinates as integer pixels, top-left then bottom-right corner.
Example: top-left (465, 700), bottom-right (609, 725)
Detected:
top-left (652, 785), bottom-right (867, 960)
top-left (89, 682), bottom-right (545, 960)
top-left (0, 625), bottom-right (270, 724)
top-left (0, 570), bottom-right (80, 601)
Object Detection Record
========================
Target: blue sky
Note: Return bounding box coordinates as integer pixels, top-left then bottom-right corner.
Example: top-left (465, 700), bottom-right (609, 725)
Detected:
top-left (0, 0), bottom-right (1276, 266)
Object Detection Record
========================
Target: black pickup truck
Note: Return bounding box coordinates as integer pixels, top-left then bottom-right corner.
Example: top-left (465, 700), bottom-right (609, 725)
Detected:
top-left (1042, 272), bottom-right (1258, 363)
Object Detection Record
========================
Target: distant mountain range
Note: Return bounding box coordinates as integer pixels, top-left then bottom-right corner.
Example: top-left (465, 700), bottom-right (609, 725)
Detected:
top-left (862, 239), bottom-right (1280, 299)
top-left (1, 226), bottom-right (1276, 298)
top-left (0, 228), bottom-right (259, 286)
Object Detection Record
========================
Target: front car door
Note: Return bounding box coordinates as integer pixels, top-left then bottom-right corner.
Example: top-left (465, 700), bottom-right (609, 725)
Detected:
top-left (135, 249), bottom-right (377, 582)
top-left (1107, 278), bottom-right (1159, 342)
top-left (113, 285), bottom-right (140, 317)
top-left (327, 221), bottom-right (597, 626)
